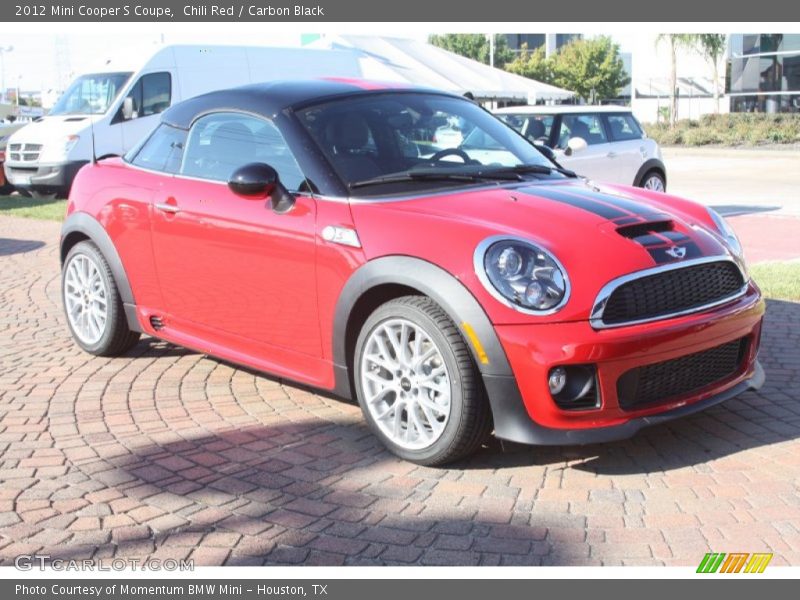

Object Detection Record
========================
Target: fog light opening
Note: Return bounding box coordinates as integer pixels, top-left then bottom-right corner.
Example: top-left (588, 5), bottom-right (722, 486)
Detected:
top-left (549, 365), bottom-right (600, 410)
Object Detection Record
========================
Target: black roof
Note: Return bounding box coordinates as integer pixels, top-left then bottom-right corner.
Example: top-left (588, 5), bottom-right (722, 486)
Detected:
top-left (161, 79), bottom-right (456, 129)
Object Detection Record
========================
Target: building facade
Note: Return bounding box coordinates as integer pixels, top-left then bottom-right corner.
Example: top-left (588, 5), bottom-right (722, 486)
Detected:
top-left (727, 34), bottom-right (800, 112)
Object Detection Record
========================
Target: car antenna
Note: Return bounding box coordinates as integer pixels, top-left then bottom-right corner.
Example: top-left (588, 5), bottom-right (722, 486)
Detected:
top-left (89, 116), bottom-right (97, 165)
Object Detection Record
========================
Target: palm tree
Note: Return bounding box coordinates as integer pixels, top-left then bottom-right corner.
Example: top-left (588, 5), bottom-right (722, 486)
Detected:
top-left (656, 34), bottom-right (697, 127)
top-left (695, 34), bottom-right (727, 113)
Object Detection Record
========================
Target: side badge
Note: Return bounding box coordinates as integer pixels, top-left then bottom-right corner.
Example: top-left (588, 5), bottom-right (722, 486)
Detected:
top-left (321, 225), bottom-right (361, 248)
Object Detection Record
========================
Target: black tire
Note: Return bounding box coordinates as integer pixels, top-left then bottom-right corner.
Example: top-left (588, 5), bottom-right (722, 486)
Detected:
top-left (639, 170), bottom-right (666, 192)
top-left (62, 241), bottom-right (140, 356)
top-left (354, 295), bottom-right (491, 466)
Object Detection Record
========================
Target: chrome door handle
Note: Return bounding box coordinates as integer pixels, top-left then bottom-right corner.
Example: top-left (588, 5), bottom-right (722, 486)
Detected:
top-left (155, 202), bottom-right (180, 214)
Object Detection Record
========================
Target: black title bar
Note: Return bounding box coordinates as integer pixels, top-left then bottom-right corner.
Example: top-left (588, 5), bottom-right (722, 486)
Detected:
top-left (3, 0), bottom-right (800, 22)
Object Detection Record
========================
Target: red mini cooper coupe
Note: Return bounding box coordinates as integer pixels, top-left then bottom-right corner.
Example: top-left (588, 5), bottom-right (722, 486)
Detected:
top-left (60, 80), bottom-right (765, 465)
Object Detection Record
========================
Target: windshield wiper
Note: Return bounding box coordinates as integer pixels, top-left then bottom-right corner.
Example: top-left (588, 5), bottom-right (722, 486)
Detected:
top-left (484, 164), bottom-right (578, 178)
top-left (349, 170), bottom-right (514, 190)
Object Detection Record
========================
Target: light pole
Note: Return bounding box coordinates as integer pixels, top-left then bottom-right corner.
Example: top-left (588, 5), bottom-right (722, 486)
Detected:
top-left (0, 45), bottom-right (13, 104)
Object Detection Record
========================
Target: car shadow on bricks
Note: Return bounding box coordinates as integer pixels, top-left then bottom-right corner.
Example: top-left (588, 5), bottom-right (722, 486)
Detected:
top-left (19, 421), bottom-right (605, 566)
top-left (0, 237), bottom-right (45, 257)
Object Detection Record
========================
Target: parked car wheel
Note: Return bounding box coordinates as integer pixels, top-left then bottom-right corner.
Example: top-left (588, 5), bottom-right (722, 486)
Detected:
top-left (640, 170), bottom-right (666, 192)
top-left (62, 241), bottom-right (140, 356)
top-left (354, 296), bottom-right (491, 466)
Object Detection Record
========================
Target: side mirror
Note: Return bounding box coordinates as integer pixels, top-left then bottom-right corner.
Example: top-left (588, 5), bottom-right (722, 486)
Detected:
top-left (228, 162), bottom-right (295, 213)
top-left (564, 136), bottom-right (588, 156)
top-left (122, 97), bottom-right (135, 120)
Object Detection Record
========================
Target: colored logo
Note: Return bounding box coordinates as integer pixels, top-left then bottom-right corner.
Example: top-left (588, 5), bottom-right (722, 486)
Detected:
top-left (696, 552), bottom-right (773, 573)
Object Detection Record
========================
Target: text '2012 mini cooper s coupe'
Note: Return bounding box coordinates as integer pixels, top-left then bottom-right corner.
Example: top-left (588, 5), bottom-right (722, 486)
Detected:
top-left (60, 80), bottom-right (765, 465)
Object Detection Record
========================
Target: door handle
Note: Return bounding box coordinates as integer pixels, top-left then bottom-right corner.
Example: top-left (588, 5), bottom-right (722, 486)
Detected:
top-left (155, 201), bottom-right (180, 214)
top-left (606, 151), bottom-right (618, 158)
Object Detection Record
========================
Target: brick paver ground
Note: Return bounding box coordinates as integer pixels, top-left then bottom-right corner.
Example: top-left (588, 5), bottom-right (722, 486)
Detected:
top-left (1, 215), bottom-right (799, 566)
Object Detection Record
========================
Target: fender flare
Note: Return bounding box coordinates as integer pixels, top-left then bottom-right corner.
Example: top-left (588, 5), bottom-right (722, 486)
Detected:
top-left (633, 158), bottom-right (667, 188)
top-left (331, 256), bottom-right (515, 399)
top-left (60, 211), bottom-right (140, 331)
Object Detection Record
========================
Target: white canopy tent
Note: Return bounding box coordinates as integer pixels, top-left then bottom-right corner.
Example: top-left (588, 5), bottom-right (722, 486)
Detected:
top-left (306, 35), bottom-right (575, 104)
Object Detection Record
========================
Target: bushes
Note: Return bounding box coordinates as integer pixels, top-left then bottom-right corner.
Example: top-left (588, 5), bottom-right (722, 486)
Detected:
top-left (644, 113), bottom-right (800, 146)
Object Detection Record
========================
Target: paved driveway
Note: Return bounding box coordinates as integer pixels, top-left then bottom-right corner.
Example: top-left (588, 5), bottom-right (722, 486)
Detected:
top-left (1, 216), bottom-right (799, 567)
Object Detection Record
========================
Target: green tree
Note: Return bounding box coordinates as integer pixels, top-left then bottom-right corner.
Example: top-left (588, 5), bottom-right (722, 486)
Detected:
top-left (548, 36), bottom-right (629, 103)
top-left (504, 44), bottom-right (552, 82)
top-left (656, 34), bottom-right (698, 127)
top-left (695, 34), bottom-right (727, 113)
top-left (428, 34), bottom-right (514, 68)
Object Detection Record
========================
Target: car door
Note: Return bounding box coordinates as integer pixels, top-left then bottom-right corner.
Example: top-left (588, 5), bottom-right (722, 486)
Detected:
top-left (603, 113), bottom-right (648, 186)
top-left (150, 111), bottom-right (322, 359)
top-left (553, 113), bottom-right (621, 183)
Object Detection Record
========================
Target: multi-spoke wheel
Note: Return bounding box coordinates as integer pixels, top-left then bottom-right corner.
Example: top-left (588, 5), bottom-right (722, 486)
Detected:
top-left (62, 241), bottom-right (140, 356)
top-left (641, 171), bottom-right (666, 192)
top-left (354, 296), bottom-right (491, 465)
top-left (64, 253), bottom-right (109, 345)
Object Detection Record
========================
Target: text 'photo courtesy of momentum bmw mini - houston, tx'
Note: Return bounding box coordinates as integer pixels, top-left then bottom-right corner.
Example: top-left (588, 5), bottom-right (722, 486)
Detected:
top-left (59, 78), bottom-right (764, 466)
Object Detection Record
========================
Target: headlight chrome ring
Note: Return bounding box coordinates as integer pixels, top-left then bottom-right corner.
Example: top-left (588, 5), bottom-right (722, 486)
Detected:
top-left (473, 235), bottom-right (570, 315)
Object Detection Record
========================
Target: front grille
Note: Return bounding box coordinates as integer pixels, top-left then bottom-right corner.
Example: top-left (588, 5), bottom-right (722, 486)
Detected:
top-left (7, 143), bottom-right (42, 163)
top-left (600, 260), bottom-right (745, 326)
top-left (616, 337), bottom-right (748, 409)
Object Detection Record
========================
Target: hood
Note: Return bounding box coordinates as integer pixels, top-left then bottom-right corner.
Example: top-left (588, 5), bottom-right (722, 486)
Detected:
top-left (7, 115), bottom-right (99, 146)
top-left (351, 179), bottom-right (732, 323)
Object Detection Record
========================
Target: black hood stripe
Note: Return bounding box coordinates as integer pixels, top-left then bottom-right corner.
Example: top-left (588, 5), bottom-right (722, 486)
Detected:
top-left (519, 184), bottom-right (706, 265)
top-left (523, 187), bottom-right (628, 219)
top-left (525, 185), bottom-right (665, 221)
top-left (573, 189), bottom-right (665, 220)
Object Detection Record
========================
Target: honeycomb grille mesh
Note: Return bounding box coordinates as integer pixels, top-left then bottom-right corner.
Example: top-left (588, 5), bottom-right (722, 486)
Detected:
top-left (616, 337), bottom-right (748, 409)
top-left (602, 261), bottom-right (745, 326)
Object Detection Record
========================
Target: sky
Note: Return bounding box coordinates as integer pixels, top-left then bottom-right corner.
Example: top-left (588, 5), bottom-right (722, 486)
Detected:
top-left (0, 30), bottom-right (714, 99)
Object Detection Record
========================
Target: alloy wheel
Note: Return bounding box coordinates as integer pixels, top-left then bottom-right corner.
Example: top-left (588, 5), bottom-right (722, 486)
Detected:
top-left (643, 175), bottom-right (665, 192)
top-left (359, 318), bottom-right (452, 450)
top-left (64, 253), bottom-right (109, 345)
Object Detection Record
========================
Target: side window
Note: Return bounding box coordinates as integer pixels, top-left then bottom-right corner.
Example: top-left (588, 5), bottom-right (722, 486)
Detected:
top-left (141, 73), bottom-right (172, 117)
top-left (180, 112), bottom-right (306, 190)
top-left (127, 124), bottom-right (186, 173)
top-left (523, 115), bottom-right (555, 143)
top-left (605, 114), bottom-right (643, 141)
top-left (557, 114), bottom-right (609, 147)
top-left (121, 72), bottom-right (171, 120)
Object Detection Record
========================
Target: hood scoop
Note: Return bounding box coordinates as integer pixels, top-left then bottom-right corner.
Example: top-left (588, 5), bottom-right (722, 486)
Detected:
top-left (616, 219), bottom-right (674, 239)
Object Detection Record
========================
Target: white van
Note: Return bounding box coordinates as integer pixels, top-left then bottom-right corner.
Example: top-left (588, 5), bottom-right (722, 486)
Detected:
top-left (3, 45), bottom-right (364, 197)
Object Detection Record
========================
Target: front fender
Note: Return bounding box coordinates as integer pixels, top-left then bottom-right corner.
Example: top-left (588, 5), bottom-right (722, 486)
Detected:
top-left (331, 256), bottom-right (530, 439)
top-left (332, 256), bottom-right (513, 379)
top-left (60, 211), bottom-right (140, 331)
top-left (633, 158), bottom-right (667, 188)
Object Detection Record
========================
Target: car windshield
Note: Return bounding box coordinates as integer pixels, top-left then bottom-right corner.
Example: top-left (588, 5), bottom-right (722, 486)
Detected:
top-left (296, 93), bottom-right (563, 195)
top-left (50, 72), bottom-right (132, 116)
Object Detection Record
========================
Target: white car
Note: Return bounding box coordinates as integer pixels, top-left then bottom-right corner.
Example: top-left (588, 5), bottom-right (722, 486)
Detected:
top-left (494, 105), bottom-right (667, 191)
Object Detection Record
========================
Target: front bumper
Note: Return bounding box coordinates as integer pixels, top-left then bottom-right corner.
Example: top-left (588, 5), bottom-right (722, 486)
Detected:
top-left (3, 160), bottom-right (87, 195)
top-left (487, 281), bottom-right (765, 445)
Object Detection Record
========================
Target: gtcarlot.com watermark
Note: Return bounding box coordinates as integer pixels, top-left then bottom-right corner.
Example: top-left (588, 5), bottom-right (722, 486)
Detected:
top-left (15, 555), bottom-right (194, 571)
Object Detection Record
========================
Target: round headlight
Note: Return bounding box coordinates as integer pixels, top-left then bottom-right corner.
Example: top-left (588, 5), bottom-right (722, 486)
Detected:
top-left (476, 236), bottom-right (569, 313)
